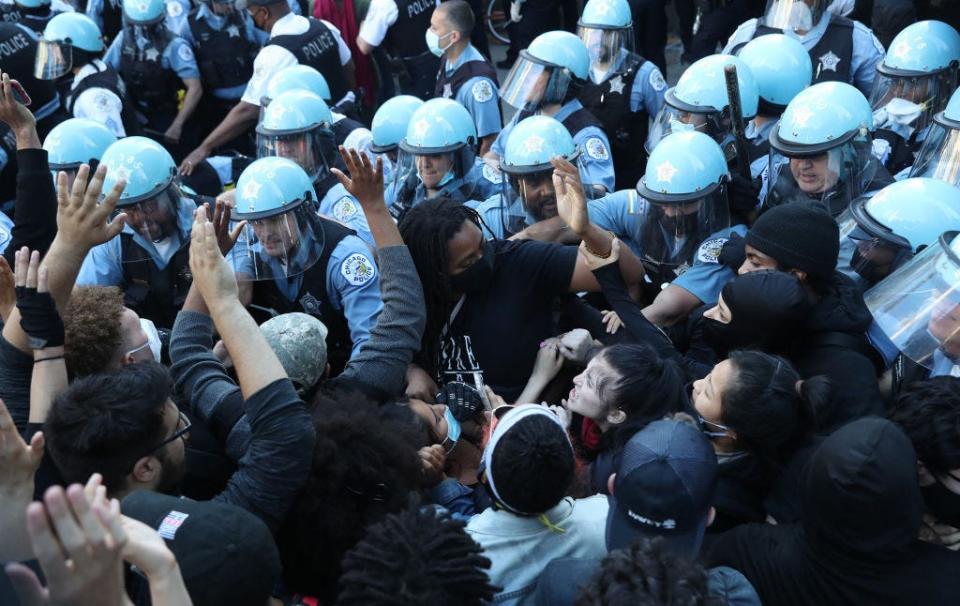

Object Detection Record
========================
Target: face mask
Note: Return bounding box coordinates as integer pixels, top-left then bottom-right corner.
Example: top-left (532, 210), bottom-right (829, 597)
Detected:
top-left (449, 240), bottom-right (495, 294)
top-left (669, 118), bottom-right (697, 134)
top-left (921, 478), bottom-right (960, 528)
top-left (140, 318), bottom-right (162, 363)
top-left (437, 170), bottom-right (455, 188)
top-left (425, 30), bottom-right (453, 58)
top-left (850, 246), bottom-right (888, 285)
top-left (442, 406), bottom-right (462, 453)
top-left (875, 97), bottom-right (924, 139)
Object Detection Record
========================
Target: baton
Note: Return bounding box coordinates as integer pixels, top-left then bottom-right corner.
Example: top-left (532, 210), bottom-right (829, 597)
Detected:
top-left (723, 64), bottom-right (753, 181)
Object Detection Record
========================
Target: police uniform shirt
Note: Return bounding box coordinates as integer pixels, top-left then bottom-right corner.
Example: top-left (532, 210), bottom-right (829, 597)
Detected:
top-left (104, 28), bottom-right (200, 83)
top-left (76, 197), bottom-right (195, 286)
top-left (181, 3), bottom-right (265, 101)
top-left (87, 0), bottom-right (191, 36)
top-left (230, 232), bottom-right (383, 359)
top-left (746, 119), bottom-right (777, 196)
top-left (473, 193), bottom-right (530, 240)
top-left (319, 183), bottom-right (375, 247)
top-left (0, 209), bottom-right (12, 255)
top-left (357, 0), bottom-right (439, 49)
top-left (722, 11), bottom-right (884, 96)
top-left (670, 224), bottom-right (749, 304)
top-left (69, 59), bottom-right (126, 137)
top-left (241, 13), bottom-right (351, 107)
top-left (440, 44), bottom-right (501, 139)
top-left (492, 99), bottom-right (616, 193)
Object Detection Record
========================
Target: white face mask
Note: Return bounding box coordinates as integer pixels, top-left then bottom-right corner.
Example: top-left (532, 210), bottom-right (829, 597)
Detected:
top-left (669, 118), bottom-right (697, 134)
top-left (875, 97), bottom-right (924, 138)
top-left (590, 64), bottom-right (610, 84)
top-left (425, 29), bottom-right (454, 58)
top-left (140, 318), bottom-right (162, 363)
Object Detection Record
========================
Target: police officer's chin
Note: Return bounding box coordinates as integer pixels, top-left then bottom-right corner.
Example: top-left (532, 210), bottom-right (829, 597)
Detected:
top-left (532, 198), bottom-right (558, 221)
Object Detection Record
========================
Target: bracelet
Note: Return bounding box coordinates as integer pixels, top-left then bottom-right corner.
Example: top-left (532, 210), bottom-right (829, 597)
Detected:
top-left (34, 355), bottom-right (64, 363)
top-left (584, 232), bottom-right (615, 259)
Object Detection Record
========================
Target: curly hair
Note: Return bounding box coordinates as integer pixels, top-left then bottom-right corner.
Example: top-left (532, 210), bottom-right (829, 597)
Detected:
top-left (336, 499), bottom-right (496, 606)
top-left (63, 286), bottom-right (125, 377)
top-left (576, 538), bottom-right (720, 606)
top-left (889, 376), bottom-right (960, 474)
top-left (278, 389), bottom-right (429, 602)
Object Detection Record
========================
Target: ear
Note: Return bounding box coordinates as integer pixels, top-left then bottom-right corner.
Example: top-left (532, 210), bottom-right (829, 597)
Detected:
top-left (788, 269), bottom-right (808, 283)
top-left (607, 409), bottom-right (626, 425)
top-left (706, 506), bottom-right (716, 528)
top-left (130, 455), bottom-right (161, 487)
top-left (607, 473), bottom-right (616, 496)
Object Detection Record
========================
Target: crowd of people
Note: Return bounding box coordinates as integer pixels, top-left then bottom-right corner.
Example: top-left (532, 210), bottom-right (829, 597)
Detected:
top-left (2, 0), bottom-right (960, 604)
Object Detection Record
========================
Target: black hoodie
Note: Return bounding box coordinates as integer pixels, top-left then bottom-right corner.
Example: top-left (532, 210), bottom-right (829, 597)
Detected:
top-left (705, 417), bottom-right (960, 606)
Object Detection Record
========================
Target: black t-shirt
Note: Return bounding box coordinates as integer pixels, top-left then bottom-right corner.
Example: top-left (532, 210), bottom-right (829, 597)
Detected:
top-left (441, 239), bottom-right (576, 401)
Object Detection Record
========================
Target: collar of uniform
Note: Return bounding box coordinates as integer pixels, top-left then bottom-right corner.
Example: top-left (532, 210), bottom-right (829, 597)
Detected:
top-left (269, 12), bottom-right (308, 38)
top-left (746, 118), bottom-right (776, 141)
top-left (552, 99), bottom-right (585, 123)
top-left (444, 43), bottom-right (481, 74)
top-left (72, 59), bottom-right (109, 91)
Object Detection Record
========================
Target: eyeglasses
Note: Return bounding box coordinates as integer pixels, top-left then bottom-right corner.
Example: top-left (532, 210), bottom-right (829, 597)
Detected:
top-left (698, 415), bottom-right (732, 439)
top-left (143, 411), bottom-right (191, 456)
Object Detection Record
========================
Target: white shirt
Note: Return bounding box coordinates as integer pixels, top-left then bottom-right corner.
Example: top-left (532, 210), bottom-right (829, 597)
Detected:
top-left (71, 60), bottom-right (126, 137)
top-left (358, 0), bottom-right (438, 48)
top-left (241, 13), bottom-right (352, 106)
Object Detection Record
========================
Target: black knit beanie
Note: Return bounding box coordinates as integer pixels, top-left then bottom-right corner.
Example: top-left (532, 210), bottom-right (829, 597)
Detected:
top-left (745, 205), bottom-right (839, 280)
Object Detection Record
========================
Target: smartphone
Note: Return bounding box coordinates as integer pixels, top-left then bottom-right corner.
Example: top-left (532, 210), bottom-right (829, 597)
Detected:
top-left (8, 80), bottom-right (31, 107)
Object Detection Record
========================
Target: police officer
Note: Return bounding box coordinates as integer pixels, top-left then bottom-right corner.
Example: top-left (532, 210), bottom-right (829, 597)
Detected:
top-left (182, 0), bottom-right (260, 146)
top-left (86, 0), bottom-right (189, 43)
top-left (178, 0), bottom-right (355, 177)
top-left (0, 0), bottom-right (71, 35)
top-left (737, 33), bottom-right (812, 176)
top-left (42, 117), bottom-right (116, 187)
top-left (356, 0), bottom-right (439, 100)
top-left (724, 0), bottom-right (885, 97)
top-left (76, 136), bottom-right (197, 328)
top-left (104, 0), bottom-right (202, 153)
top-left (866, 231), bottom-right (960, 392)
top-left (495, 30), bottom-right (615, 196)
top-left (429, 0), bottom-right (500, 155)
top-left (869, 20), bottom-right (960, 176)
top-left (838, 177), bottom-right (960, 290)
top-left (389, 97), bottom-right (486, 216)
top-left (35, 12), bottom-right (135, 137)
top-left (369, 94), bottom-right (422, 194)
top-left (264, 65), bottom-right (365, 149)
top-left (909, 87), bottom-right (960, 186)
top-left (576, 0), bottom-right (666, 191)
top-left (230, 156), bottom-right (382, 369)
top-left (765, 81), bottom-right (892, 217)
top-left (256, 89), bottom-right (373, 246)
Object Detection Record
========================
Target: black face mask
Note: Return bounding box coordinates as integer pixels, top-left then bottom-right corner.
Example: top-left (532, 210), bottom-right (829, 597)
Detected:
top-left (922, 479), bottom-right (960, 528)
top-left (659, 210), bottom-right (700, 239)
top-left (851, 246), bottom-right (890, 285)
top-left (449, 241), bottom-right (495, 294)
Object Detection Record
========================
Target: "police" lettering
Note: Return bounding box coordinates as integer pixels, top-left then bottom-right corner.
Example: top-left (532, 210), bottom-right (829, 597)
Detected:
top-left (301, 31), bottom-right (334, 60)
top-left (0, 32), bottom-right (29, 57)
top-left (406, 0), bottom-right (433, 18)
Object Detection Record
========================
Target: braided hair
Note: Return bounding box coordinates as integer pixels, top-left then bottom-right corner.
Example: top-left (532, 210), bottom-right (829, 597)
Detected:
top-left (398, 197), bottom-right (485, 376)
top-left (337, 500), bottom-right (497, 606)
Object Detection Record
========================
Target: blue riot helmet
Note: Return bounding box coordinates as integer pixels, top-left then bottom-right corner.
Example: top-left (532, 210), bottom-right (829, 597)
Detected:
top-left (647, 54), bottom-right (759, 155)
top-left (766, 81), bottom-right (878, 216)
top-left (910, 88), bottom-right (960, 185)
top-left (370, 95), bottom-right (424, 155)
top-left (14, 0), bottom-right (50, 7)
top-left (840, 178), bottom-right (960, 285)
top-left (122, 0), bottom-right (166, 24)
top-left (264, 65), bottom-right (332, 104)
top-left (500, 31), bottom-right (590, 112)
top-left (870, 21), bottom-right (960, 142)
top-left (42, 118), bottom-right (116, 181)
top-left (577, 0), bottom-right (634, 81)
top-left (738, 34), bottom-right (812, 115)
top-left (498, 115), bottom-right (579, 236)
top-left (35, 13), bottom-right (105, 80)
top-left (636, 131), bottom-right (731, 279)
top-left (761, 0), bottom-right (828, 34)
top-left (393, 98), bottom-right (478, 209)
top-left (231, 156), bottom-right (325, 281)
top-left (99, 136), bottom-right (182, 243)
top-left (865, 231), bottom-right (960, 369)
top-left (256, 90), bottom-right (336, 183)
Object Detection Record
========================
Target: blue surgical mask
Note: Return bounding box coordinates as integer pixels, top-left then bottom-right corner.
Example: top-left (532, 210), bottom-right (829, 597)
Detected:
top-left (442, 406), bottom-right (461, 453)
top-left (425, 29), bottom-right (453, 58)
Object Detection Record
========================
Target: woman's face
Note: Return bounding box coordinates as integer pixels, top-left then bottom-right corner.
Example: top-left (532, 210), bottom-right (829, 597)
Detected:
top-left (409, 398), bottom-right (452, 444)
top-left (416, 153), bottom-right (455, 190)
top-left (703, 293), bottom-right (732, 324)
top-left (789, 153), bottom-right (838, 194)
top-left (568, 354), bottom-right (618, 424)
top-left (691, 359), bottom-right (734, 430)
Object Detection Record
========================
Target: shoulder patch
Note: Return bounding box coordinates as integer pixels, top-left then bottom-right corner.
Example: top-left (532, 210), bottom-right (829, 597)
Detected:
top-left (94, 91), bottom-right (111, 111)
top-left (176, 43), bottom-right (194, 63)
top-left (696, 238), bottom-right (727, 264)
top-left (0, 224), bottom-right (10, 249)
top-left (472, 79), bottom-right (494, 103)
top-left (585, 137), bottom-right (609, 161)
top-left (481, 162), bottom-right (502, 184)
top-left (340, 252), bottom-right (376, 286)
top-left (166, 0), bottom-right (183, 18)
top-left (333, 196), bottom-right (359, 221)
top-left (649, 68), bottom-right (666, 92)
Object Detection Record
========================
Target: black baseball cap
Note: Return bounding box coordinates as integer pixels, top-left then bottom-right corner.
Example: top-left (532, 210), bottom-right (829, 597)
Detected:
top-left (606, 419), bottom-right (718, 556)
top-left (121, 491), bottom-right (281, 606)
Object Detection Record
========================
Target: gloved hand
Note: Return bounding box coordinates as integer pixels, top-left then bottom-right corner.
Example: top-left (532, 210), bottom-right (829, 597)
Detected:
top-left (510, 1), bottom-right (523, 22)
top-left (436, 381), bottom-right (484, 422)
top-left (727, 172), bottom-right (762, 215)
top-left (13, 248), bottom-right (64, 350)
top-left (717, 232), bottom-right (746, 271)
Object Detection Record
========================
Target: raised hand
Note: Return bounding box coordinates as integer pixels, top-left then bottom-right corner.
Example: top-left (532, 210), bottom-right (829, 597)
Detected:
top-left (205, 200), bottom-right (247, 256)
top-left (0, 71), bottom-right (36, 137)
top-left (55, 164), bottom-right (127, 252)
top-left (188, 207), bottom-right (238, 312)
top-left (0, 397), bottom-right (44, 496)
top-left (15, 247), bottom-right (64, 350)
top-left (331, 145), bottom-right (386, 213)
top-left (551, 156), bottom-right (589, 237)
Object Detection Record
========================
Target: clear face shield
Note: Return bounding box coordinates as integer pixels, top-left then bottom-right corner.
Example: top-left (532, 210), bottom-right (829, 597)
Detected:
top-left (837, 209), bottom-right (914, 285)
top-left (500, 53), bottom-right (577, 112)
top-left (391, 143), bottom-right (477, 212)
top-left (647, 104), bottom-right (731, 155)
top-left (116, 184), bottom-right (182, 244)
top-left (766, 139), bottom-right (877, 216)
top-left (865, 234), bottom-right (960, 368)
top-left (577, 26), bottom-right (634, 83)
top-left (636, 186), bottom-right (731, 274)
top-left (34, 39), bottom-right (73, 80)
top-left (870, 70), bottom-right (955, 140)
top-left (257, 126), bottom-right (334, 183)
top-left (909, 118), bottom-right (960, 185)
top-left (229, 202), bottom-right (325, 282)
top-left (762, 0), bottom-right (826, 33)
top-left (498, 152), bottom-right (586, 237)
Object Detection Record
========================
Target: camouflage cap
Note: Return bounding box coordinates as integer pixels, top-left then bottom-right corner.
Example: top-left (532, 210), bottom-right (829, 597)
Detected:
top-left (259, 312), bottom-right (328, 392)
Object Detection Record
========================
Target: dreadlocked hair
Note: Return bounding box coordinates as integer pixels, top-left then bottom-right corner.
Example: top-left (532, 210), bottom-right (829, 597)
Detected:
top-left (336, 497), bottom-right (497, 606)
top-left (398, 197), bottom-right (484, 375)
